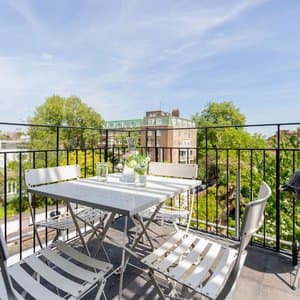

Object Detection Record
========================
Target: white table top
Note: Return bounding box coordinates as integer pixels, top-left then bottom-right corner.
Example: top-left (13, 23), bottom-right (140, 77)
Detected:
top-left (27, 173), bottom-right (201, 216)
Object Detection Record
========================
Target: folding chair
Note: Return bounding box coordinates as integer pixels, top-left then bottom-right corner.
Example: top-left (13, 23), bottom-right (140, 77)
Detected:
top-left (140, 162), bottom-right (198, 233)
top-left (142, 181), bottom-right (272, 299)
top-left (0, 226), bottom-right (112, 300)
top-left (24, 165), bottom-right (106, 247)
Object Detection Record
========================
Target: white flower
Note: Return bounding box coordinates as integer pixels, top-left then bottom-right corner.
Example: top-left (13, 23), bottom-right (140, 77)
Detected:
top-left (127, 160), bottom-right (137, 168)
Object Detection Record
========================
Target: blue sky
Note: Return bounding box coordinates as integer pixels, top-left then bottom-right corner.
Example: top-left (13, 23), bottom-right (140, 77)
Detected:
top-left (1, 0), bottom-right (300, 127)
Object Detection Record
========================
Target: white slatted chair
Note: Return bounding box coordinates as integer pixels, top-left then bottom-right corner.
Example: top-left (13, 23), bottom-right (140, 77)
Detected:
top-left (141, 162), bottom-right (198, 233)
top-left (0, 226), bottom-right (112, 300)
top-left (25, 165), bottom-right (106, 246)
top-left (142, 182), bottom-right (272, 299)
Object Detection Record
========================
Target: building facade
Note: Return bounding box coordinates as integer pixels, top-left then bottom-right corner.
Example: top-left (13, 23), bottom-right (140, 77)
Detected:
top-left (104, 109), bottom-right (197, 164)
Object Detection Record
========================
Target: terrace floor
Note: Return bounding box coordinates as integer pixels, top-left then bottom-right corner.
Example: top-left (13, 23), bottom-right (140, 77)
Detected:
top-left (77, 217), bottom-right (300, 300)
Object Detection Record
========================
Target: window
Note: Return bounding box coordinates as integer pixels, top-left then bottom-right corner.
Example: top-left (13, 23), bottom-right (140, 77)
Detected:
top-left (158, 148), bottom-right (163, 162)
top-left (180, 150), bottom-right (186, 156)
top-left (156, 130), bottom-right (161, 136)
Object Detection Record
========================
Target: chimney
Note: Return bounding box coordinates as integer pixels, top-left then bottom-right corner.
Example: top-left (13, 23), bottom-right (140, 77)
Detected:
top-left (172, 109), bottom-right (180, 117)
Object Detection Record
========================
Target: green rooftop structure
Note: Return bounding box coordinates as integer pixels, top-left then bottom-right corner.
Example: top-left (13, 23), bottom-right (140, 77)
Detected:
top-left (105, 119), bottom-right (143, 129)
top-left (104, 109), bottom-right (195, 129)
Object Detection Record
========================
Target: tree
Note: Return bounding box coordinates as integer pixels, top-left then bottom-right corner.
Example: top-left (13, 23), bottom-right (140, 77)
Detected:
top-left (192, 101), bottom-right (270, 234)
top-left (193, 101), bottom-right (267, 180)
top-left (193, 101), bottom-right (246, 149)
top-left (28, 95), bottom-right (104, 150)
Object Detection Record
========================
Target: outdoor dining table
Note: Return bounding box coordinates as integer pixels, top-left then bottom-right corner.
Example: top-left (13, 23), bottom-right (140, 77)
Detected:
top-left (27, 172), bottom-right (201, 299)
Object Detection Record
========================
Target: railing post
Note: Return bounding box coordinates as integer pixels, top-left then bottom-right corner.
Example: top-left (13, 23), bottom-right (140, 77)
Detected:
top-left (145, 127), bottom-right (149, 156)
top-left (235, 164), bottom-right (241, 240)
top-left (276, 124), bottom-right (281, 251)
top-left (105, 129), bottom-right (108, 162)
top-left (4, 153), bottom-right (7, 241)
top-left (18, 152), bottom-right (22, 260)
top-left (154, 129), bottom-right (158, 162)
top-left (56, 126), bottom-right (59, 166)
top-left (205, 127), bottom-right (208, 231)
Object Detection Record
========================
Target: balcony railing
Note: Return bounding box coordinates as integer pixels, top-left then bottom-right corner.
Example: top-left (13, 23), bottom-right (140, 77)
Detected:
top-left (0, 121), bottom-right (300, 261)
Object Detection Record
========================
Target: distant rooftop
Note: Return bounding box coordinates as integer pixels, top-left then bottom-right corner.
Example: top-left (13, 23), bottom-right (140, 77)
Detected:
top-left (105, 109), bottom-right (195, 129)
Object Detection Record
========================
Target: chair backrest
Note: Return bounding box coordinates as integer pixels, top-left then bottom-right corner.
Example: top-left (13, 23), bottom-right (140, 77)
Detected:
top-left (216, 181), bottom-right (272, 300)
top-left (148, 162), bottom-right (198, 179)
top-left (239, 181), bottom-right (272, 250)
top-left (25, 164), bottom-right (80, 187)
top-left (24, 165), bottom-right (81, 249)
top-left (0, 228), bottom-right (8, 266)
top-left (0, 228), bottom-right (18, 300)
top-left (149, 162), bottom-right (198, 234)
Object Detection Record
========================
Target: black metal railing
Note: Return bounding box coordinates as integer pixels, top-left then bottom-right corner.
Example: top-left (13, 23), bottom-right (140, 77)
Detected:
top-left (1, 121), bottom-right (300, 260)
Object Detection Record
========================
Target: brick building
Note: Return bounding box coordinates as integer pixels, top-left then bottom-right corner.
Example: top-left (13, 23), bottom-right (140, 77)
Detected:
top-left (105, 109), bottom-right (197, 163)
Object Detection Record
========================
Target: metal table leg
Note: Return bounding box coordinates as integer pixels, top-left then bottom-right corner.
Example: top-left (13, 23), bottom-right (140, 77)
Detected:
top-left (67, 202), bottom-right (91, 256)
top-left (119, 216), bottom-right (128, 299)
top-left (123, 202), bottom-right (165, 272)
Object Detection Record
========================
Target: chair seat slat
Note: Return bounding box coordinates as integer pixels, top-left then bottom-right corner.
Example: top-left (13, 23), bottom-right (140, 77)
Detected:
top-left (1, 271), bottom-right (45, 300)
top-left (155, 208), bottom-right (188, 220)
top-left (184, 242), bottom-right (222, 289)
top-left (37, 217), bottom-right (75, 230)
top-left (156, 234), bottom-right (196, 272)
top-left (36, 207), bottom-right (102, 230)
top-left (141, 231), bottom-right (185, 265)
top-left (9, 264), bottom-right (63, 300)
top-left (23, 254), bottom-right (83, 297)
top-left (170, 237), bottom-right (209, 279)
top-left (0, 277), bottom-right (8, 300)
top-left (55, 241), bottom-right (112, 272)
top-left (201, 249), bottom-right (241, 299)
top-left (40, 247), bottom-right (100, 282)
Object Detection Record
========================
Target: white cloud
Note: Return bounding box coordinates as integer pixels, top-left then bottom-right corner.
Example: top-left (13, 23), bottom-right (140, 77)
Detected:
top-left (1, 0), bottom-right (287, 124)
top-left (6, 0), bottom-right (40, 27)
top-left (40, 53), bottom-right (53, 61)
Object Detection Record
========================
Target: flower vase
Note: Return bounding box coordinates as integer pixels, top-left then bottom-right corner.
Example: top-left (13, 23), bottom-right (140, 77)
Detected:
top-left (136, 174), bottom-right (147, 187)
top-left (121, 165), bottom-right (136, 183)
top-left (126, 137), bottom-right (137, 152)
top-left (121, 137), bottom-right (138, 183)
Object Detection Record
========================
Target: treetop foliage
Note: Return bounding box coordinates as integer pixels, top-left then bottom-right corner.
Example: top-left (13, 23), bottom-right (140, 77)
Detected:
top-left (29, 95), bottom-right (103, 128)
top-left (193, 101), bottom-right (246, 128)
top-left (28, 95), bottom-right (104, 150)
top-left (193, 101), bottom-right (266, 149)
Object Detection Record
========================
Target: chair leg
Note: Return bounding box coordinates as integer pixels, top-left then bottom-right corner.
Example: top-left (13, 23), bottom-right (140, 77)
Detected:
top-left (173, 221), bottom-right (179, 233)
top-left (292, 263), bottom-right (300, 290)
top-left (95, 279), bottom-right (107, 300)
top-left (88, 214), bottom-right (108, 242)
top-left (148, 270), bottom-right (166, 299)
top-left (52, 230), bottom-right (61, 243)
top-left (134, 215), bottom-right (154, 250)
top-left (92, 238), bottom-right (112, 264)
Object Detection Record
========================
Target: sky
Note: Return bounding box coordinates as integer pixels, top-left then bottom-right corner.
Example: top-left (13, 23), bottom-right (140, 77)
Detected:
top-left (1, 0), bottom-right (300, 128)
